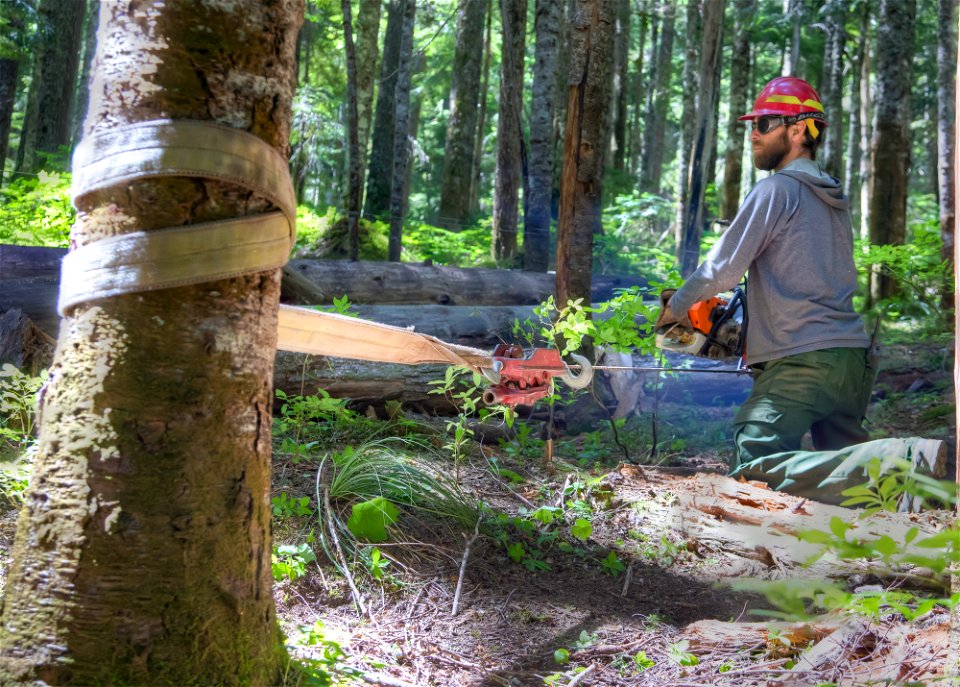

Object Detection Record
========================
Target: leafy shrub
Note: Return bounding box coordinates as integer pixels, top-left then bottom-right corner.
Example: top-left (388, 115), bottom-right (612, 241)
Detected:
top-left (0, 172), bottom-right (73, 246)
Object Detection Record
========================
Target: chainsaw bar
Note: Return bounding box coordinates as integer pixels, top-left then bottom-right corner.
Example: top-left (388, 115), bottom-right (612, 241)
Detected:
top-left (585, 365), bottom-right (752, 376)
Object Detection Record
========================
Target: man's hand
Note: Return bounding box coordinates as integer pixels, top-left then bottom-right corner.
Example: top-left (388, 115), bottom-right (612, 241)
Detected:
top-left (655, 289), bottom-right (692, 330)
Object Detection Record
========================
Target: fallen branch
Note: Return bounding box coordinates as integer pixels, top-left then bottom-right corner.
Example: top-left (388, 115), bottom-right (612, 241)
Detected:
top-left (451, 517), bottom-right (482, 617)
top-left (317, 466), bottom-right (368, 618)
top-left (620, 562), bottom-right (634, 597)
top-left (566, 663), bottom-right (596, 687)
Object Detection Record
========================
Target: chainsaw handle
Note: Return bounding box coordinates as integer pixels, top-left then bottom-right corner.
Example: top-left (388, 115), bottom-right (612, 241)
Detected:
top-left (559, 353), bottom-right (593, 389)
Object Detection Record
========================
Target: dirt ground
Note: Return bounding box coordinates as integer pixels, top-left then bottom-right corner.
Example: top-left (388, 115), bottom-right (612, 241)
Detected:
top-left (0, 342), bottom-right (956, 686)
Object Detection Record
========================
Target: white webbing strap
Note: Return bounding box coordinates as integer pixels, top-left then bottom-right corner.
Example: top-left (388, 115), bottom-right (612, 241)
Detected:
top-left (60, 119), bottom-right (296, 315)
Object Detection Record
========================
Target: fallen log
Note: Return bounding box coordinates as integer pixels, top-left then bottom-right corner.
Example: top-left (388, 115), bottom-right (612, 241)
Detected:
top-left (282, 259), bottom-right (646, 305)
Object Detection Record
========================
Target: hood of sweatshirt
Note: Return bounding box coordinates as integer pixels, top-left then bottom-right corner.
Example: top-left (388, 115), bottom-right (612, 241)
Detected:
top-left (776, 159), bottom-right (849, 211)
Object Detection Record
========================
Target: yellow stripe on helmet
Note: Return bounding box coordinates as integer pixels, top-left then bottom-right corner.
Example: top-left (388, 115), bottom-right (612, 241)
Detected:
top-left (764, 94), bottom-right (825, 112)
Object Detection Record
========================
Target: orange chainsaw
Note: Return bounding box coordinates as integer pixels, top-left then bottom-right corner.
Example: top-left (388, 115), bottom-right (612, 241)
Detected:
top-left (655, 287), bottom-right (746, 361)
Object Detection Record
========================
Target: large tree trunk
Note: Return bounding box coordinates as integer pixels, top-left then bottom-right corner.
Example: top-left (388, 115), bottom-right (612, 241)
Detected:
top-left (438, 0), bottom-right (489, 230)
top-left (492, 0), bottom-right (527, 262)
top-left (524, 0), bottom-right (562, 272)
top-left (720, 0), bottom-right (752, 220)
top-left (556, 0), bottom-right (616, 308)
top-left (819, 0), bottom-right (846, 179)
top-left (639, 1), bottom-right (674, 196)
top-left (673, 0), bottom-right (701, 257)
top-left (342, 0), bottom-right (362, 260)
top-left (388, 0), bottom-right (417, 261)
top-left (782, 0), bottom-right (802, 76)
top-left (13, 0), bottom-right (85, 175)
top-left (0, 2), bottom-right (301, 684)
top-left (678, 0), bottom-right (724, 277)
top-left (858, 10), bottom-right (874, 242)
top-left (868, 0), bottom-right (916, 302)
top-left (936, 0), bottom-right (956, 278)
top-left (365, 0), bottom-right (404, 220)
top-left (71, 0), bottom-right (99, 146)
top-left (627, 1), bottom-right (650, 177)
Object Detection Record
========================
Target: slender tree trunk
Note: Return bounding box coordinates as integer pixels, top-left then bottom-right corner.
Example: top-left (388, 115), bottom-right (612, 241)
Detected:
top-left (343, 0), bottom-right (362, 260)
top-left (356, 0), bottom-right (382, 174)
top-left (844, 0), bottom-right (869, 221)
top-left (609, 0), bottom-right (631, 171)
top-left (859, 7), bottom-right (874, 242)
top-left (627, 0), bottom-right (649, 176)
top-left (469, 1), bottom-right (494, 217)
top-left (525, 0), bottom-right (562, 271)
top-left (366, 0), bottom-right (404, 220)
top-left (0, 58), bottom-right (18, 185)
top-left (720, 0), bottom-right (753, 219)
top-left (388, 0), bottom-right (417, 261)
top-left (438, 0), bottom-right (489, 229)
top-left (783, 0), bottom-right (802, 76)
top-left (556, 0), bottom-right (616, 309)
top-left (937, 0), bottom-right (956, 276)
top-left (673, 0), bottom-right (701, 255)
top-left (819, 0), bottom-right (846, 178)
top-left (640, 1), bottom-right (674, 196)
top-left (679, 0), bottom-right (724, 277)
top-left (14, 0), bottom-right (85, 175)
top-left (491, 0), bottom-right (527, 262)
top-left (0, 2), bottom-right (301, 684)
top-left (868, 0), bottom-right (916, 301)
top-left (71, 0), bottom-right (99, 147)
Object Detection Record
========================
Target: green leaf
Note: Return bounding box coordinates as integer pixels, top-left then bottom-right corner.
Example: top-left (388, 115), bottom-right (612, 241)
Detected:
top-left (553, 648), bottom-right (570, 665)
top-left (346, 497), bottom-right (399, 543)
top-left (571, 518), bottom-right (593, 541)
top-left (828, 516), bottom-right (851, 539)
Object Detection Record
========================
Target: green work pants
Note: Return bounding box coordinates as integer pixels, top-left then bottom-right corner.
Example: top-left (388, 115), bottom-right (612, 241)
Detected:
top-left (730, 347), bottom-right (892, 504)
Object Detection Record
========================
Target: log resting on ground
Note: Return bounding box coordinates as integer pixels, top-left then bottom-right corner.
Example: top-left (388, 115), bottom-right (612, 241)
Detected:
top-left (281, 259), bottom-right (646, 305)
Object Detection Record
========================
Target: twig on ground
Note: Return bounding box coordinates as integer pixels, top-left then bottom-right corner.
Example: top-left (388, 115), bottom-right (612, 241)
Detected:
top-left (350, 667), bottom-right (427, 687)
top-left (566, 663), bottom-right (596, 687)
top-left (451, 517), bottom-right (482, 617)
top-left (556, 474), bottom-right (573, 508)
top-left (621, 562), bottom-right (634, 597)
top-left (321, 481), bottom-right (369, 619)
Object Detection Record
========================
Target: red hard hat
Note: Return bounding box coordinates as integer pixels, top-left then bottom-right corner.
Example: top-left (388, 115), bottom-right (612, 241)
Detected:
top-left (739, 76), bottom-right (827, 138)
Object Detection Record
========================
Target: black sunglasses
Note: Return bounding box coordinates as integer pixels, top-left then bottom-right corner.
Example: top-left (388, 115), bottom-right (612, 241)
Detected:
top-left (751, 115), bottom-right (786, 135)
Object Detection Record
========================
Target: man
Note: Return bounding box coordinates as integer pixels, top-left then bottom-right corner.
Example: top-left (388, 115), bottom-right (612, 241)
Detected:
top-left (660, 76), bottom-right (945, 505)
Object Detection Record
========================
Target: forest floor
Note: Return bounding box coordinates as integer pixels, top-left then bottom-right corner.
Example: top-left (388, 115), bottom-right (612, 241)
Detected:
top-left (269, 340), bottom-right (958, 687)
top-left (0, 341), bottom-right (956, 686)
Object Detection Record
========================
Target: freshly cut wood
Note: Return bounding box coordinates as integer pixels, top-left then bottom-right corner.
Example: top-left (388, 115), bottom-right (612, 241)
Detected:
top-left (683, 618), bottom-right (839, 652)
top-left (282, 259), bottom-right (647, 305)
top-left (611, 468), bottom-right (951, 588)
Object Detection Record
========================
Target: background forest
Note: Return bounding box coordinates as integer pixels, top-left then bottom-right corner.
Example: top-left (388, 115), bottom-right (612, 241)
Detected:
top-left (0, 0), bottom-right (955, 329)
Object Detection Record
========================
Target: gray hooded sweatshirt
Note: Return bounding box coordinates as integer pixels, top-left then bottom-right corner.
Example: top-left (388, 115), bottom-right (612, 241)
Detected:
top-left (671, 158), bottom-right (869, 365)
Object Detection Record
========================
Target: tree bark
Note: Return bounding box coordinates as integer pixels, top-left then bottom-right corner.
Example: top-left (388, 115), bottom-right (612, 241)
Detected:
top-left (0, 57), bottom-right (18, 185)
top-left (365, 0), bottom-right (404, 220)
top-left (673, 0), bottom-right (701, 257)
top-left (868, 0), bottom-right (916, 301)
top-left (627, 0), bottom-right (650, 176)
top-left (438, 0), bottom-right (489, 230)
top-left (469, 1), bottom-right (494, 218)
top-left (936, 0), bottom-right (956, 275)
top-left (356, 0), bottom-right (382, 174)
top-left (609, 0), bottom-right (631, 171)
top-left (640, 1), bottom-right (675, 196)
top-left (13, 0), bottom-right (85, 175)
top-left (492, 0), bottom-right (527, 262)
top-left (342, 0), bottom-right (362, 260)
top-left (782, 0), bottom-right (802, 76)
top-left (859, 9), bottom-right (874, 242)
top-left (388, 0), bottom-right (417, 261)
top-left (0, 2), bottom-right (301, 684)
top-left (844, 1), bottom-right (869, 221)
top-left (556, 0), bottom-right (616, 309)
top-left (524, 0), bottom-right (562, 272)
top-left (819, 0), bottom-right (846, 179)
top-left (720, 0), bottom-right (752, 220)
top-left (678, 0), bottom-right (724, 277)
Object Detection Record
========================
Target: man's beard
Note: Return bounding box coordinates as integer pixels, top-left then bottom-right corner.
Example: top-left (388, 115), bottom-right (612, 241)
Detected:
top-left (753, 129), bottom-right (790, 171)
